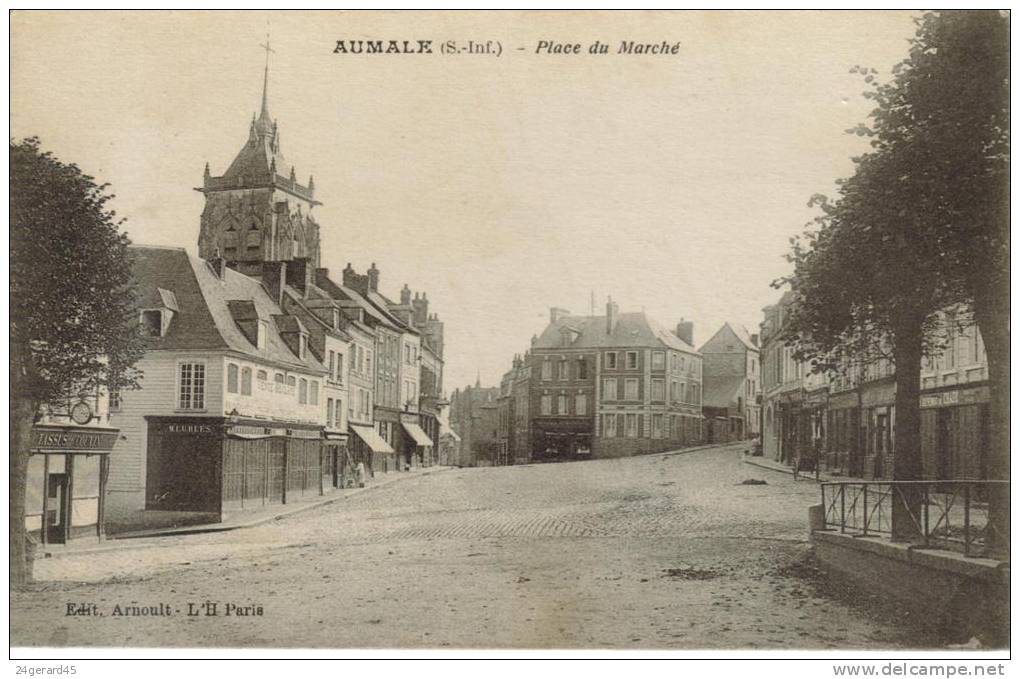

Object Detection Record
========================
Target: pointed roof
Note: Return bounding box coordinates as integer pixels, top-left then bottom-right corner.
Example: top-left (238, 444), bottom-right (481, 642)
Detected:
top-left (699, 322), bottom-right (758, 353)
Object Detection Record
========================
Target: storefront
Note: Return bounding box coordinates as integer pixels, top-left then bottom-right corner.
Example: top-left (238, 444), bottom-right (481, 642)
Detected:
top-left (860, 378), bottom-right (896, 479)
top-left (323, 432), bottom-right (354, 488)
top-left (825, 391), bottom-right (861, 476)
top-left (26, 423), bottom-right (119, 545)
top-left (920, 384), bottom-right (990, 481)
top-left (349, 423), bottom-right (396, 476)
top-left (145, 416), bottom-right (324, 519)
top-left (399, 416), bottom-right (434, 469)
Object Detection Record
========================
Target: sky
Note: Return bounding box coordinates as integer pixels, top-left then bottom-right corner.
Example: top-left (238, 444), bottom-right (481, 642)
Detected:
top-left (10, 10), bottom-right (922, 392)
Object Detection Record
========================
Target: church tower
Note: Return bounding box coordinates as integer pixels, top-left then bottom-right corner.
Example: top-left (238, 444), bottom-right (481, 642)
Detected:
top-left (196, 41), bottom-right (322, 274)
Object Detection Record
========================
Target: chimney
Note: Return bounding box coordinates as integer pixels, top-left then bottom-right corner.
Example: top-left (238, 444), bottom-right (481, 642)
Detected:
top-left (342, 262), bottom-right (357, 289)
top-left (286, 257), bottom-right (312, 298)
top-left (368, 262), bottom-right (380, 292)
top-left (675, 318), bottom-right (694, 346)
top-left (412, 292), bottom-right (429, 326)
top-left (606, 297), bottom-right (619, 334)
top-left (262, 261), bottom-right (286, 307)
top-left (550, 307), bottom-right (570, 324)
top-left (400, 284), bottom-right (412, 305)
top-left (750, 333), bottom-right (760, 348)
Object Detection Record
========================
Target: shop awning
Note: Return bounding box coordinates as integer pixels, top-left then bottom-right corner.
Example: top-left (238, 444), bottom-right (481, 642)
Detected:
top-left (350, 424), bottom-right (394, 454)
top-left (440, 422), bottom-right (461, 442)
top-left (401, 422), bottom-right (434, 448)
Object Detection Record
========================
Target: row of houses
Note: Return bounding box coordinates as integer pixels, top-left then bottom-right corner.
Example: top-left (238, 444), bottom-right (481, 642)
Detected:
top-left (760, 292), bottom-right (991, 480)
top-left (451, 301), bottom-right (764, 466)
top-left (24, 63), bottom-right (460, 544)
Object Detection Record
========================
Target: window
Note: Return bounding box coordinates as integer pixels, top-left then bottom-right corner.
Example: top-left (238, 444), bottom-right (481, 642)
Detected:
top-left (299, 378), bottom-right (308, 404)
top-left (606, 352), bottom-right (618, 369)
top-left (603, 378), bottom-right (617, 400)
top-left (327, 398), bottom-right (334, 427)
top-left (287, 375), bottom-right (296, 388)
top-left (575, 393), bottom-right (587, 416)
top-left (557, 394), bottom-right (568, 414)
top-left (604, 413), bottom-right (617, 438)
top-left (651, 378), bottom-right (665, 401)
top-left (257, 370), bottom-right (267, 382)
top-left (141, 310), bottom-right (162, 337)
top-left (652, 351), bottom-right (665, 370)
top-left (542, 361), bottom-right (552, 381)
top-left (626, 351), bottom-right (638, 369)
top-left (178, 362), bottom-right (206, 410)
top-left (336, 354), bottom-right (344, 382)
top-left (577, 358), bottom-right (588, 380)
top-left (109, 388), bottom-right (121, 412)
top-left (335, 399), bottom-right (342, 425)
top-left (680, 382), bottom-right (688, 403)
top-left (625, 413), bottom-right (638, 438)
top-left (691, 384), bottom-right (700, 405)
top-left (227, 363), bottom-right (239, 394)
top-left (274, 372), bottom-right (285, 384)
top-left (624, 378), bottom-right (639, 400)
top-left (558, 360), bottom-right (569, 381)
top-left (298, 334), bottom-right (308, 360)
top-left (241, 367), bottom-right (252, 396)
top-left (366, 351), bottom-right (372, 375)
top-left (257, 320), bottom-right (268, 349)
top-left (666, 414), bottom-right (673, 439)
top-left (652, 414), bottom-right (664, 439)
top-left (541, 395), bottom-right (552, 415)
top-left (310, 380), bottom-right (319, 406)
top-left (329, 351), bottom-right (335, 378)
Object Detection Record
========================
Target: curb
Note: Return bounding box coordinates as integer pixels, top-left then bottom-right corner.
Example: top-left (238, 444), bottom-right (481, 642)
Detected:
top-left (38, 467), bottom-right (454, 559)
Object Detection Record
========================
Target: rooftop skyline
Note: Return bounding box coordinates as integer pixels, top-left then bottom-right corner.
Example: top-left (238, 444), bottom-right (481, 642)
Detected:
top-left (11, 10), bottom-right (922, 391)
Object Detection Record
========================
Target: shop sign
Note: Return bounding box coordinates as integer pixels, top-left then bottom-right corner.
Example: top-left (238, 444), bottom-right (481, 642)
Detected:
top-left (167, 423), bottom-right (217, 434)
top-left (31, 425), bottom-right (118, 451)
top-left (921, 385), bottom-right (990, 409)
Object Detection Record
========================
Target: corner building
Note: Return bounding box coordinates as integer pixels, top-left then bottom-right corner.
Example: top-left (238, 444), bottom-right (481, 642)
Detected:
top-left (529, 300), bottom-right (703, 461)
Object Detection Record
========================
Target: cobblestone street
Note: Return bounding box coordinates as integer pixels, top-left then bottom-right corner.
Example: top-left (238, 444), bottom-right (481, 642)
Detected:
top-left (12, 443), bottom-right (934, 649)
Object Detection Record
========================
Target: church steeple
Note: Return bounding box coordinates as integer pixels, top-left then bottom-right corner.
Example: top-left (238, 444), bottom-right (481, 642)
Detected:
top-left (256, 32), bottom-right (274, 135)
top-left (196, 33), bottom-right (322, 272)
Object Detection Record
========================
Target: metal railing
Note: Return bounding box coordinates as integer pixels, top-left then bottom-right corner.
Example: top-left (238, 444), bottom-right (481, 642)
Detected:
top-left (820, 480), bottom-right (1009, 557)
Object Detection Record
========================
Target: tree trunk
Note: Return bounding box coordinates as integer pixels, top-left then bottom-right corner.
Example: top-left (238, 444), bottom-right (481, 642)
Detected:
top-left (891, 319), bottom-right (924, 542)
top-left (10, 339), bottom-right (39, 589)
top-left (974, 301), bottom-right (1010, 557)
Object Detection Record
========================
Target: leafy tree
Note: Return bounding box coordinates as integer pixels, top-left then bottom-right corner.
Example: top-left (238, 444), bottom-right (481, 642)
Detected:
top-left (779, 11), bottom-right (1008, 547)
top-left (10, 138), bottom-right (144, 587)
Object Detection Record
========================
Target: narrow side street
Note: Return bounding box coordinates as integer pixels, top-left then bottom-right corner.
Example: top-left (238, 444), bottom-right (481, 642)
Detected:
top-left (12, 444), bottom-right (934, 649)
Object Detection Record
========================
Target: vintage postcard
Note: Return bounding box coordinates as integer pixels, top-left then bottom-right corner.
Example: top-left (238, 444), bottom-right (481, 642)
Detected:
top-left (9, 9), bottom-right (1010, 663)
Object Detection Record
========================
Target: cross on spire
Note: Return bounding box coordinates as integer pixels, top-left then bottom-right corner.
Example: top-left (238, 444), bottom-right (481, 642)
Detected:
top-left (258, 25), bottom-right (274, 121)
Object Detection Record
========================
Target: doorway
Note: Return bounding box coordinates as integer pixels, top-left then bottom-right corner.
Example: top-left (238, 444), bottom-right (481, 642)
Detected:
top-left (46, 472), bottom-right (69, 544)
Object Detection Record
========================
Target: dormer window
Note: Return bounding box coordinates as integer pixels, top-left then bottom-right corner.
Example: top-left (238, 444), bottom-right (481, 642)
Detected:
top-left (141, 310), bottom-right (163, 337)
top-left (257, 320), bottom-right (268, 349)
top-left (332, 309), bottom-right (340, 329)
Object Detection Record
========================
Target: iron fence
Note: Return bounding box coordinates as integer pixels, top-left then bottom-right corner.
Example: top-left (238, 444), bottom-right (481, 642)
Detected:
top-left (819, 480), bottom-right (1009, 557)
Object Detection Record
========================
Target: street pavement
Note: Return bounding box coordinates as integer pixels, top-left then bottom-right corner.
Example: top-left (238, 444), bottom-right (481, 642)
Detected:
top-left (11, 443), bottom-right (936, 649)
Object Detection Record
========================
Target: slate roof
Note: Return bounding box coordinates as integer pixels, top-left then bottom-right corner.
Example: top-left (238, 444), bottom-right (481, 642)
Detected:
top-left (532, 312), bottom-right (697, 353)
top-left (702, 375), bottom-right (746, 409)
top-left (128, 246), bottom-right (325, 374)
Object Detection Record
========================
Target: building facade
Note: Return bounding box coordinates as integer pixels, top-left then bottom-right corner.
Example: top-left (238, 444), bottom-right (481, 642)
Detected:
top-left (526, 300), bottom-right (704, 461)
top-left (110, 247), bottom-right (329, 523)
top-left (761, 292), bottom-right (991, 481)
top-left (699, 322), bottom-right (761, 442)
top-left (448, 381), bottom-right (500, 466)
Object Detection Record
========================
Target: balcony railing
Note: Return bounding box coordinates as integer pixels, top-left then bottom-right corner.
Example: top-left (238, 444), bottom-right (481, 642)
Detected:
top-left (819, 480), bottom-right (1009, 557)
